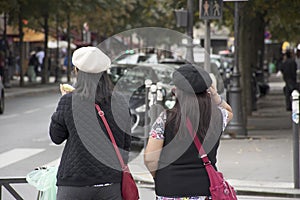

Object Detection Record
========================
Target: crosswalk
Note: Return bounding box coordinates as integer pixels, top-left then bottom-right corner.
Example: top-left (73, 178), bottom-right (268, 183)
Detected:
top-left (0, 148), bottom-right (45, 169)
top-left (0, 103), bottom-right (57, 120)
top-left (43, 158), bottom-right (60, 167)
top-left (0, 147), bottom-right (61, 171)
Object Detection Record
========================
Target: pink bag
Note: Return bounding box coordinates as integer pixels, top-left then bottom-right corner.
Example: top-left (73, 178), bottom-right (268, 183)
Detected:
top-left (186, 117), bottom-right (237, 200)
top-left (96, 104), bottom-right (139, 200)
top-left (121, 166), bottom-right (139, 200)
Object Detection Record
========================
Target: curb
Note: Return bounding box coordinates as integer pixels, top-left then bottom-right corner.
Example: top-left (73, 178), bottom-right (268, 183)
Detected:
top-left (5, 84), bottom-right (59, 99)
top-left (133, 176), bottom-right (300, 198)
top-left (236, 186), bottom-right (300, 198)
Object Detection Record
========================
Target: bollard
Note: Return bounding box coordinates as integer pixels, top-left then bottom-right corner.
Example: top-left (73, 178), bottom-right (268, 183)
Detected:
top-left (149, 84), bottom-right (158, 137)
top-left (292, 90), bottom-right (300, 188)
top-left (149, 84), bottom-right (157, 107)
top-left (144, 79), bottom-right (152, 148)
top-left (155, 82), bottom-right (164, 118)
top-left (156, 82), bottom-right (164, 106)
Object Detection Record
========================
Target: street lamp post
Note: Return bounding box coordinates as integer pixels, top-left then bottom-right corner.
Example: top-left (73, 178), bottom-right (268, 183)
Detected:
top-left (2, 13), bottom-right (11, 88)
top-left (174, 0), bottom-right (194, 63)
top-left (226, 2), bottom-right (247, 136)
top-left (186, 0), bottom-right (194, 63)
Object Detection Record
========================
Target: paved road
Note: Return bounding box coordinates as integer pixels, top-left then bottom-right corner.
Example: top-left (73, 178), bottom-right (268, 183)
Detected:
top-left (0, 91), bottom-right (140, 199)
top-left (1, 76), bottom-right (299, 199)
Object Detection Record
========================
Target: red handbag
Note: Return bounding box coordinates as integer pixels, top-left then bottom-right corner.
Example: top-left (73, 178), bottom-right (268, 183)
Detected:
top-left (95, 104), bottom-right (139, 200)
top-left (186, 117), bottom-right (237, 200)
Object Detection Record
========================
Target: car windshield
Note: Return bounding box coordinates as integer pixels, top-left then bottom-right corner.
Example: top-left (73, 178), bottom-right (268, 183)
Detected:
top-left (111, 66), bottom-right (158, 93)
top-left (150, 65), bottom-right (175, 85)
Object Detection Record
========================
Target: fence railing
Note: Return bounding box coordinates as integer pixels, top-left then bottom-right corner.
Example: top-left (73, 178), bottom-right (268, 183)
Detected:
top-left (0, 177), bottom-right (27, 200)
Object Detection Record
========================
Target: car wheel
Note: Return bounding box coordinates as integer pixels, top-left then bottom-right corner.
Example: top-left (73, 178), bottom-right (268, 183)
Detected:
top-left (0, 90), bottom-right (4, 114)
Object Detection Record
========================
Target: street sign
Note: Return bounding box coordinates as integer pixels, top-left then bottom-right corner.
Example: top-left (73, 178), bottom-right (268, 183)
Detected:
top-left (199, 0), bottom-right (223, 20)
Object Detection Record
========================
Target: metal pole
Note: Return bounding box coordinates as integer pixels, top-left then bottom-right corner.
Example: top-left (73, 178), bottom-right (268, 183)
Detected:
top-left (55, 6), bottom-right (60, 83)
top-left (186, 0), bottom-right (194, 63)
top-left (204, 20), bottom-right (211, 73)
top-left (3, 13), bottom-right (11, 88)
top-left (292, 90), bottom-right (300, 188)
top-left (144, 79), bottom-right (152, 148)
top-left (226, 2), bottom-right (246, 136)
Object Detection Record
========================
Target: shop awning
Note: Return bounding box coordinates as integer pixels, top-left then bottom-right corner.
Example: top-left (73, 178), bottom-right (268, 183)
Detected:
top-left (12, 27), bottom-right (54, 42)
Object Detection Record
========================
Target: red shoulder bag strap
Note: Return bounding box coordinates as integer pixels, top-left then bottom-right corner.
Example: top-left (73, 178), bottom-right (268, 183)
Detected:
top-left (186, 117), bottom-right (211, 165)
top-left (95, 104), bottom-right (126, 169)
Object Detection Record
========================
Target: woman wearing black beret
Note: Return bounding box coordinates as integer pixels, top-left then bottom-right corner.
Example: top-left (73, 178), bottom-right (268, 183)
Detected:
top-left (144, 64), bottom-right (233, 200)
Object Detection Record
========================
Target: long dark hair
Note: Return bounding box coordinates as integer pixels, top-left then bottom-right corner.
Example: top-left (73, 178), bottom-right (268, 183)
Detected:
top-left (95, 72), bottom-right (114, 104)
top-left (165, 88), bottom-right (212, 142)
top-left (74, 70), bottom-right (114, 104)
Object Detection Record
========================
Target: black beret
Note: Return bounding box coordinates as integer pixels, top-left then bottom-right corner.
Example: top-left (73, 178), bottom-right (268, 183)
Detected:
top-left (173, 64), bottom-right (212, 94)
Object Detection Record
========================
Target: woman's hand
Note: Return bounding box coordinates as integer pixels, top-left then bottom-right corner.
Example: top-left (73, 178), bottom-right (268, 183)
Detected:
top-left (208, 85), bottom-right (218, 96)
top-left (208, 84), bottom-right (234, 122)
top-left (208, 85), bottom-right (221, 105)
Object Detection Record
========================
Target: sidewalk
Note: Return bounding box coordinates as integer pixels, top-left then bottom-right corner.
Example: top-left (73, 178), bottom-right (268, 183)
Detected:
top-left (129, 73), bottom-right (300, 198)
top-left (5, 76), bottom-right (66, 99)
top-left (4, 74), bottom-right (300, 198)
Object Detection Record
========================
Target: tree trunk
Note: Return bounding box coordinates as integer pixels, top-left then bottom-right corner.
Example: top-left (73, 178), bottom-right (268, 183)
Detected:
top-left (67, 11), bottom-right (71, 83)
top-left (42, 14), bottom-right (49, 84)
top-left (239, 3), bottom-right (266, 117)
top-left (18, 6), bottom-right (24, 87)
top-left (55, 10), bottom-right (60, 83)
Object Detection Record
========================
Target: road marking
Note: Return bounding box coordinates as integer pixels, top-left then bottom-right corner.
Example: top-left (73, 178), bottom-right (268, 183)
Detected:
top-left (44, 104), bottom-right (57, 108)
top-left (0, 114), bottom-right (19, 119)
top-left (0, 148), bottom-right (45, 168)
top-left (43, 158), bottom-right (61, 167)
top-left (49, 141), bottom-right (65, 146)
top-left (32, 137), bottom-right (50, 142)
top-left (24, 108), bottom-right (40, 114)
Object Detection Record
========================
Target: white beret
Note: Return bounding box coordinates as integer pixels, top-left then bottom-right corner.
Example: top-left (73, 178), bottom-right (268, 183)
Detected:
top-left (72, 46), bottom-right (111, 73)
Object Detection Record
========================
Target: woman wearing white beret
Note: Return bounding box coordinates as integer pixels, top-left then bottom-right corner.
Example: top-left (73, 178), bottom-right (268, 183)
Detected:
top-left (49, 47), bottom-right (132, 199)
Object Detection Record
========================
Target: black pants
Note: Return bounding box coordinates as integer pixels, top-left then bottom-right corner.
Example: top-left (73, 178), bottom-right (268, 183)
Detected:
top-left (284, 85), bottom-right (293, 111)
top-left (56, 183), bottom-right (122, 200)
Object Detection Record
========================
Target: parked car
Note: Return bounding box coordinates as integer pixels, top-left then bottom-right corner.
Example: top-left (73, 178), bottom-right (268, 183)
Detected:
top-left (108, 63), bottom-right (179, 146)
top-left (0, 77), bottom-right (4, 114)
top-left (115, 53), bottom-right (158, 65)
top-left (160, 57), bottom-right (226, 98)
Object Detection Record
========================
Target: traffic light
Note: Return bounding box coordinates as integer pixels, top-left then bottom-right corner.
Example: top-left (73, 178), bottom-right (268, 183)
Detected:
top-left (199, 0), bottom-right (223, 20)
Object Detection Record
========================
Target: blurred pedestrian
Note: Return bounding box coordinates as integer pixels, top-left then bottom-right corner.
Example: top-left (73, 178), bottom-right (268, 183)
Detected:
top-left (295, 44), bottom-right (300, 71)
top-left (281, 50), bottom-right (297, 111)
top-left (15, 55), bottom-right (20, 77)
top-left (0, 51), bottom-right (4, 81)
top-left (144, 64), bottom-right (233, 199)
top-left (49, 46), bottom-right (132, 200)
top-left (27, 51), bottom-right (38, 82)
top-left (35, 47), bottom-right (44, 76)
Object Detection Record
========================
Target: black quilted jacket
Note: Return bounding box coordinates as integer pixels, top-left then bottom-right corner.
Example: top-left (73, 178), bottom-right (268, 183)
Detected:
top-left (49, 93), bottom-right (132, 186)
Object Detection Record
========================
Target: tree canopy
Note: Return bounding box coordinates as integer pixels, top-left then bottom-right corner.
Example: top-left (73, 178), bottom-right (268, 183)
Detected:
top-left (1, 0), bottom-right (300, 116)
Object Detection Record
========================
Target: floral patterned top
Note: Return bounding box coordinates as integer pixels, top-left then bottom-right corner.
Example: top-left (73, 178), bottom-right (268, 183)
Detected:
top-left (150, 107), bottom-right (229, 140)
top-left (150, 106), bottom-right (229, 200)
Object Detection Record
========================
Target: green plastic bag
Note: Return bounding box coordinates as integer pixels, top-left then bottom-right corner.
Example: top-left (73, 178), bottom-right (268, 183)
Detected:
top-left (26, 166), bottom-right (58, 200)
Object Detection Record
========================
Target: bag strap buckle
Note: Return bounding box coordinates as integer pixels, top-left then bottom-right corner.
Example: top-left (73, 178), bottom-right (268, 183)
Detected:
top-left (98, 111), bottom-right (104, 116)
